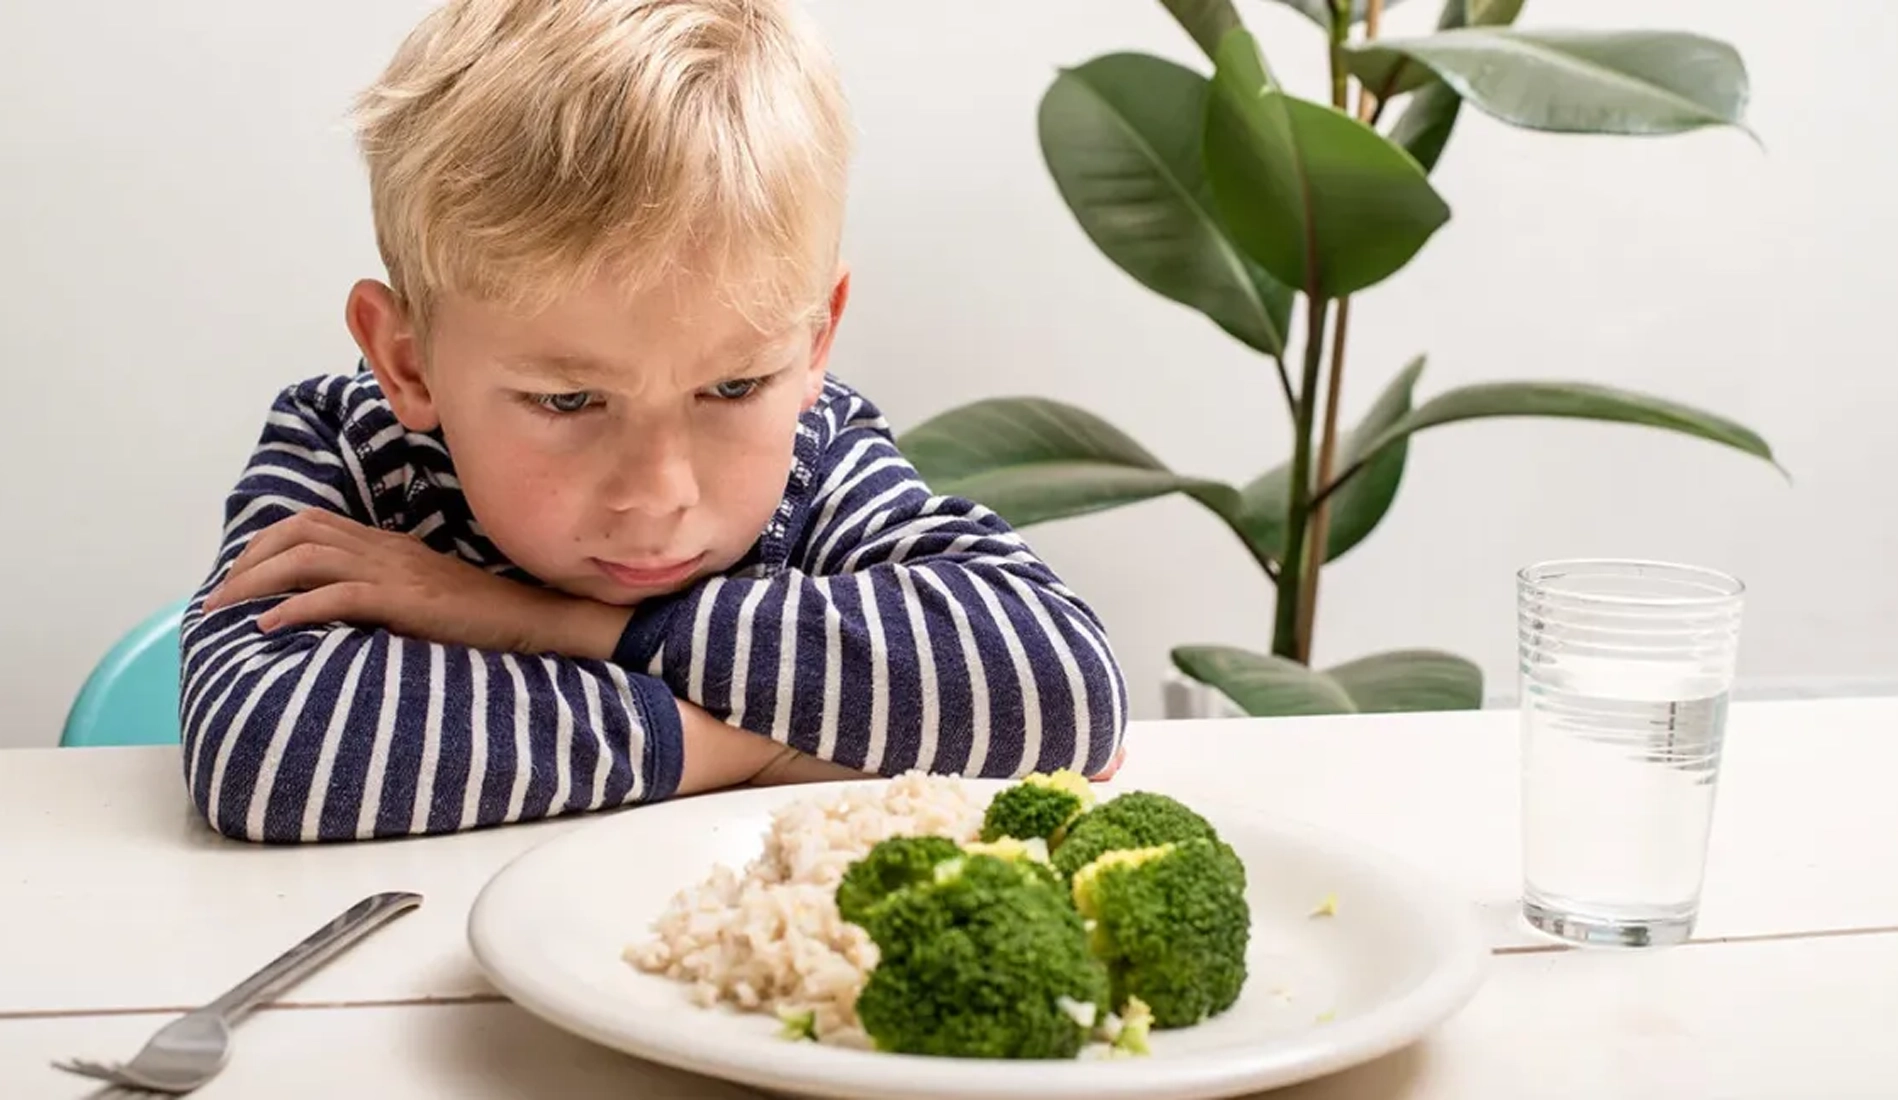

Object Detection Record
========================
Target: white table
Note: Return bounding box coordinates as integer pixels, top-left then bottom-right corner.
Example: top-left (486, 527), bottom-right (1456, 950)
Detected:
top-left (5, 697), bottom-right (1895, 1098)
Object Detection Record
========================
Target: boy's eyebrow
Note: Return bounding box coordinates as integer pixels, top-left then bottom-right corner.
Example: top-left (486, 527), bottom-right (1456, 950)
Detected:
top-left (501, 332), bottom-right (801, 389)
top-left (721, 339), bottom-right (798, 379)
top-left (686, 331), bottom-right (802, 386)
top-left (499, 354), bottom-right (613, 389)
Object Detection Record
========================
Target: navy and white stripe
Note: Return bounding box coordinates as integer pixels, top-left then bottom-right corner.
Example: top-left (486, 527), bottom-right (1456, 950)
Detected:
top-left (180, 371), bottom-right (1127, 843)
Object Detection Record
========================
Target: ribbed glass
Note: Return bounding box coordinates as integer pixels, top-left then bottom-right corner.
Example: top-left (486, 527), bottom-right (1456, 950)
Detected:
top-left (1516, 559), bottom-right (1745, 948)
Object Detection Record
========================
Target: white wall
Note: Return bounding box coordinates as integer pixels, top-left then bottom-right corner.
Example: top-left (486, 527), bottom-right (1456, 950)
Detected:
top-left (3, 0), bottom-right (1893, 747)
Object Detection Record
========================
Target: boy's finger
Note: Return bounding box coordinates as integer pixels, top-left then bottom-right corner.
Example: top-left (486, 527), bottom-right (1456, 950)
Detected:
top-left (225, 516), bottom-right (315, 582)
top-left (207, 543), bottom-right (358, 612)
top-left (220, 511), bottom-right (362, 593)
top-left (256, 580), bottom-right (381, 633)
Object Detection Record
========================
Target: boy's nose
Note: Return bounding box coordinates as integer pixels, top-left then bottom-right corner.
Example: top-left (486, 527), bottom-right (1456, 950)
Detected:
top-left (603, 427), bottom-right (700, 515)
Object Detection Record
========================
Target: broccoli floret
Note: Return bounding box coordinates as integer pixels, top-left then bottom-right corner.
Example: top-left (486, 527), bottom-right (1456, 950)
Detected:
top-left (1051, 791), bottom-right (1220, 880)
top-left (981, 770), bottom-right (1095, 844)
top-left (963, 835), bottom-right (1051, 864)
top-left (851, 854), bottom-right (1110, 1059)
top-left (962, 836), bottom-right (1061, 890)
top-left (1071, 839), bottom-right (1249, 1029)
top-left (835, 835), bottom-right (963, 926)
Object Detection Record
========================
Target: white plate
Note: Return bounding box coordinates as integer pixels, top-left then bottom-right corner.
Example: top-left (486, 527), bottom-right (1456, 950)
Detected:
top-left (468, 780), bottom-right (1488, 1100)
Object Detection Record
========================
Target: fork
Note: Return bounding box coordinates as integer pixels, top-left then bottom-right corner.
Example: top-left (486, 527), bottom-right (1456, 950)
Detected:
top-left (53, 891), bottom-right (423, 1095)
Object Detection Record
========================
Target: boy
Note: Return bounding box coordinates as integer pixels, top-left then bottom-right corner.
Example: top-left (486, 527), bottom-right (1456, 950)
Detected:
top-left (180, 0), bottom-right (1128, 843)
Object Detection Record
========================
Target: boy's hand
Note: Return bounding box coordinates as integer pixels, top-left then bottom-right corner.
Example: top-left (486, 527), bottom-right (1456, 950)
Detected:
top-left (202, 510), bottom-right (631, 660)
top-left (1090, 745), bottom-right (1127, 783)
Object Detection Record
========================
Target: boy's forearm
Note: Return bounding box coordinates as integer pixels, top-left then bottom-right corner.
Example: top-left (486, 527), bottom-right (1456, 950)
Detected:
top-left (673, 698), bottom-right (866, 794)
top-left (748, 747), bottom-right (867, 787)
top-left (180, 602), bottom-right (688, 842)
top-left (531, 597), bottom-right (636, 661)
top-left (673, 698), bottom-right (798, 794)
top-left (627, 562), bottom-right (1127, 780)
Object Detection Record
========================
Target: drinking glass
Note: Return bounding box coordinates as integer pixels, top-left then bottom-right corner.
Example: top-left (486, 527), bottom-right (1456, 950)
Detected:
top-left (1517, 558), bottom-right (1745, 947)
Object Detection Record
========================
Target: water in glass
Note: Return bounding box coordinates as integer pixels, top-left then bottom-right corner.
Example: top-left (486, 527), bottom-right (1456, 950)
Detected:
top-left (1517, 560), bottom-right (1745, 948)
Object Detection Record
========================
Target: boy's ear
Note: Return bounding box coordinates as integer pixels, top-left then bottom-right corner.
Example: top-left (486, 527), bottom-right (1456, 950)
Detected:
top-left (801, 267), bottom-right (851, 411)
top-left (345, 279), bottom-right (439, 431)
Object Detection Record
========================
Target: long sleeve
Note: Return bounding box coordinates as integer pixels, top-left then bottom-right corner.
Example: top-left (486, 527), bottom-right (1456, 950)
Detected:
top-left (179, 379), bottom-right (684, 843)
top-left (614, 382), bottom-right (1128, 779)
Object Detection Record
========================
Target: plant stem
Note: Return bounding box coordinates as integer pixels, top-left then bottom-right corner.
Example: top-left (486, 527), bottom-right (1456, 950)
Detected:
top-left (1327, 1), bottom-right (1351, 109)
top-left (1273, 293), bottom-right (1329, 660)
top-left (1271, 355), bottom-right (1297, 422)
top-left (1295, 298), bottom-right (1353, 657)
top-left (1293, 0), bottom-right (1387, 662)
top-left (1229, 521), bottom-right (1281, 583)
top-left (1309, 456), bottom-right (1364, 511)
top-left (1357, 0), bottom-right (1387, 121)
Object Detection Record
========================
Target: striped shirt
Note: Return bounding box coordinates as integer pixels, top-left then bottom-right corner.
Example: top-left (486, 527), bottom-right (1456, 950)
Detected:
top-left (180, 370), bottom-right (1128, 842)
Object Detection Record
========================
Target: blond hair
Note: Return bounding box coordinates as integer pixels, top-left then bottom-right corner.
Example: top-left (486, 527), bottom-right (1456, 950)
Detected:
top-left (351, 0), bottom-right (853, 331)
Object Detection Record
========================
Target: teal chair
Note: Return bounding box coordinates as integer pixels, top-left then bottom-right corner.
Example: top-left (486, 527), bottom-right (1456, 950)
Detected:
top-left (60, 600), bottom-right (189, 747)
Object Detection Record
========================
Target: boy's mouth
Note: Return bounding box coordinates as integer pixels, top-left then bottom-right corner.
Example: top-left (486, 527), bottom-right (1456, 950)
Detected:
top-left (593, 554), bottom-right (706, 591)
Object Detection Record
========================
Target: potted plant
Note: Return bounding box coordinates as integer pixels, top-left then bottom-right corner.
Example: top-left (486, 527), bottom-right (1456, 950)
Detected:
top-left (897, 0), bottom-right (1782, 717)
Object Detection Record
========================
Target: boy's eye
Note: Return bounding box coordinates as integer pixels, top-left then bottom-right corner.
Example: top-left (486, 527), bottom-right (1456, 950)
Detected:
top-left (709, 378), bottom-right (763, 402)
top-left (533, 391), bottom-right (596, 414)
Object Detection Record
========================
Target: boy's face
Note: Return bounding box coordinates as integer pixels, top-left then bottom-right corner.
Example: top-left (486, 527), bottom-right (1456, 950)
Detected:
top-left (348, 266), bottom-right (849, 605)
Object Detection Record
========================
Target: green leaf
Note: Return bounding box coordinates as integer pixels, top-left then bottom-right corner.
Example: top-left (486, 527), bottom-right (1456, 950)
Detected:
top-left (1275, 0), bottom-right (1416, 31)
top-left (1388, 81), bottom-right (1461, 171)
top-left (1236, 356), bottom-right (1426, 565)
top-left (1437, 0), bottom-right (1529, 28)
top-left (1172, 645), bottom-right (1483, 716)
top-left (897, 397), bottom-right (1242, 528)
top-left (1308, 355), bottom-right (1425, 561)
top-left (1159, 0), bottom-right (1243, 61)
top-left (1205, 30), bottom-right (1452, 298)
top-left (1383, 0), bottom-right (1527, 171)
top-left (1347, 51), bottom-right (1439, 102)
top-left (1339, 381), bottom-right (1783, 493)
top-left (1040, 54), bottom-right (1292, 358)
top-left (1347, 0), bottom-right (1530, 100)
top-left (1326, 650), bottom-right (1486, 713)
top-left (1347, 29), bottom-right (1750, 136)
top-left (1461, 0), bottom-right (1528, 26)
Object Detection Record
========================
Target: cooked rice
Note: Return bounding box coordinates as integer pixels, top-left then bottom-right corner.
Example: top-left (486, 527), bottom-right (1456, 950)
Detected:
top-left (623, 772), bottom-right (986, 1046)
